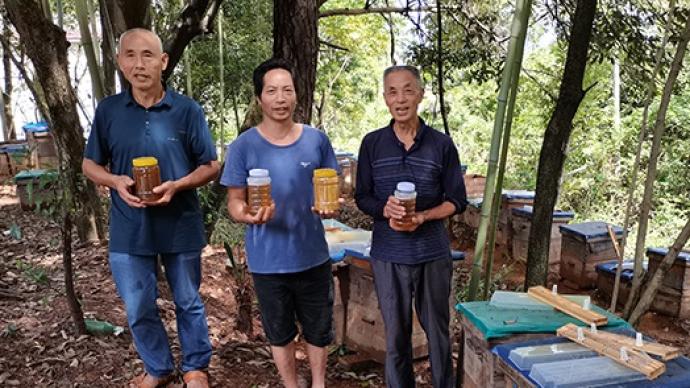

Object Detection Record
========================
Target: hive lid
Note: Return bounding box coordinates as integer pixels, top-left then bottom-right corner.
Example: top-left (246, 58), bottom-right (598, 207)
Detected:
top-left (22, 121), bottom-right (49, 133)
top-left (646, 247), bottom-right (690, 262)
top-left (501, 189), bottom-right (535, 200)
top-left (512, 205), bottom-right (575, 220)
top-left (559, 221), bottom-right (623, 241)
top-left (14, 169), bottom-right (56, 181)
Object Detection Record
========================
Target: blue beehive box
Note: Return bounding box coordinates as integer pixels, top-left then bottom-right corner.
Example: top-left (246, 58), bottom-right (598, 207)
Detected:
top-left (14, 169), bottom-right (58, 210)
top-left (646, 247), bottom-right (690, 318)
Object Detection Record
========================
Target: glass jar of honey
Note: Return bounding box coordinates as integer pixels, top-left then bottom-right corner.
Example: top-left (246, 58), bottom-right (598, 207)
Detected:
top-left (247, 169), bottom-right (272, 215)
top-left (394, 182), bottom-right (416, 227)
top-left (132, 156), bottom-right (162, 201)
top-left (313, 168), bottom-right (340, 212)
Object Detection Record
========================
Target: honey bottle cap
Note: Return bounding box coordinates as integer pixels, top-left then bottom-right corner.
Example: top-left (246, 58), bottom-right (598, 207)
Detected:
top-left (132, 157), bottom-right (159, 167)
top-left (396, 182), bottom-right (415, 193)
top-left (314, 168), bottom-right (337, 178)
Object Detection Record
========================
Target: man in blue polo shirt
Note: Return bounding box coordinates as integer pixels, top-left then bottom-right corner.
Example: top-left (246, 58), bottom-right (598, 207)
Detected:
top-left (355, 66), bottom-right (467, 388)
top-left (82, 28), bottom-right (217, 388)
top-left (221, 58), bottom-right (339, 388)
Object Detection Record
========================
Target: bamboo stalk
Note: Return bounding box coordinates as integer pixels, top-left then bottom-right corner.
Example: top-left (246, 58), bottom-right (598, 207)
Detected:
top-left (608, 224), bottom-right (624, 312)
top-left (467, 0), bottom-right (532, 301)
top-left (75, 0), bottom-right (105, 101)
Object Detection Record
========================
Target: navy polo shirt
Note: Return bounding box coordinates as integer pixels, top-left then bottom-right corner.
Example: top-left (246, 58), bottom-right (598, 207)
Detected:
top-left (355, 119), bottom-right (467, 265)
top-left (85, 88), bottom-right (217, 255)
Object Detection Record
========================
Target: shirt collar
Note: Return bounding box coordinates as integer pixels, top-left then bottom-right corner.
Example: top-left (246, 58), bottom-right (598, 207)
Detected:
top-left (387, 117), bottom-right (429, 143)
top-left (125, 85), bottom-right (173, 109)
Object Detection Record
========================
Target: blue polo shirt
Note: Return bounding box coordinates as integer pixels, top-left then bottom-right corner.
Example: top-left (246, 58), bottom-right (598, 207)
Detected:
top-left (220, 126), bottom-right (339, 274)
top-left (355, 119), bottom-right (467, 265)
top-left (84, 89), bottom-right (217, 255)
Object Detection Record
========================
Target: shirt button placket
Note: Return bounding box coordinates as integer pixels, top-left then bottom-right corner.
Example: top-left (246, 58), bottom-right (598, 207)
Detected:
top-left (145, 109), bottom-right (150, 137)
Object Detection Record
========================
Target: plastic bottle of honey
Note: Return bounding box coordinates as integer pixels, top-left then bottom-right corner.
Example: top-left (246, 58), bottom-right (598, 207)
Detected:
top-left (313, 168), bottom-right (340, 212)
top-left (132, 156), bottom-right (162, 201)
top-left (247, 169), bottom-right (272, 215)
top-left (394, 182), bottom-right (416, 227)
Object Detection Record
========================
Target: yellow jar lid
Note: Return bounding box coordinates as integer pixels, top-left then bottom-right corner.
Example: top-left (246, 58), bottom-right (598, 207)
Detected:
top-left (313, 168), bottom-right (337, 178)
top-left (132, 156), bottom-right (159, 167)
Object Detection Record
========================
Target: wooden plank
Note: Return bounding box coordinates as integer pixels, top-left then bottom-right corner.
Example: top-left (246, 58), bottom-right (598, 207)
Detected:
top-left (527, 286), bottom-right (608, 326)
top-left (557, 323), bottom-right (666, 379)
top-left (593, 330), bottom-right (680, 361)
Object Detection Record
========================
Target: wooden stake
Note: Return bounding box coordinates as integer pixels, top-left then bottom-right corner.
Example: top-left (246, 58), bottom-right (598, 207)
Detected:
top-left (528, 286), bottom-right (608, 326)
top-left (608, 224), bottom-right (624, 312)
top-left (557, 323), bottom-right (665, 379)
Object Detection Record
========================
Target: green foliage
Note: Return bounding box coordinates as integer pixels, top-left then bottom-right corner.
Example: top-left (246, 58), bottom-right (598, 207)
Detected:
top-left (15, 259), bottom-right (49, 285)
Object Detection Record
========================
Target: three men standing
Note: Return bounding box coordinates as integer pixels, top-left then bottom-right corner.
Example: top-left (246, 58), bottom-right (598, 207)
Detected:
top-left (356, 65), bottom-right (467, 388)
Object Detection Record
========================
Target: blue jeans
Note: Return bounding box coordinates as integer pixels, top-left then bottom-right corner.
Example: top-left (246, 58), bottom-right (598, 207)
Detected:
top-left (109, 251), bottom-right (212, 377)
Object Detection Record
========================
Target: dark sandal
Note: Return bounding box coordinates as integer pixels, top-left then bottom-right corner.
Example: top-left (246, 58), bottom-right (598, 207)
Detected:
top-left (129, 372), bottom-right (175, 388)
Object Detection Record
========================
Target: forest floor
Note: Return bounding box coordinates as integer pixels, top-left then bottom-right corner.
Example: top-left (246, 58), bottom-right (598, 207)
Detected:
top-left (1, 183), bottom-right (690, 387)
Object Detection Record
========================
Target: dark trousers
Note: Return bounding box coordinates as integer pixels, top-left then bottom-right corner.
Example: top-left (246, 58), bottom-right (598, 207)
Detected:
top-left (371, 257), bottom-right (453, 388)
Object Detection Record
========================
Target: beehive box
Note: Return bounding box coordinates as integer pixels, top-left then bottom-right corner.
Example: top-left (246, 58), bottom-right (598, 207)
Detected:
top-left (559, 222), bottom-right (623, 289)
top-left (511, 206), bottom-right (574, 285)
top-left (464, 173), bottom-right (486, 199)
top-left (335, 151), bottom-right (357, 199)
top-left (595, 260), bottom-right (638, 309)
top-left (646, 247), bottom-right (690, 319)
top-left (14, 169), bottom-right (58, 210)
top-left (496, 190), bottom-right (535, 248)
top-left (0, 150), bottom-right (11, 178)
top-left (4, 143), bottom-right (31, 172)
top-left (23, 122), bottom-right (57, 169)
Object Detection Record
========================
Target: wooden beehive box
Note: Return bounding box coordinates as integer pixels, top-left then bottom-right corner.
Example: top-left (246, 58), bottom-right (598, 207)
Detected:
top-left (463, 173), bottom-right (486, 199)
top-left (14, 169), bottom-right (58, 211)
top-left (559, 222), bottom-right (623, 289)
top-left (511, 206), bottom-right (574, 285)
top-left (339, 261), bottom-right (428, 362)
top-left (3, 143), bottom-right (31, 172)
top-left (595, 260), bottom-right (637, 309)
top-left (496, 190), bottom-right (534, 248)
top-left (23, 122), bottom-right (57, 169)
top-left (646, 248), bottom-right (690, 319)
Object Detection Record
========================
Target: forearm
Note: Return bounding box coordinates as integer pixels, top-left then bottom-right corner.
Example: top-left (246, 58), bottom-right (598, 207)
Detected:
top-left (82, 159), bottom-right (118, 188)
top-left (173, 161), bottom-right (220, 191)
top-left (420, 201), bottom-right (456, 222)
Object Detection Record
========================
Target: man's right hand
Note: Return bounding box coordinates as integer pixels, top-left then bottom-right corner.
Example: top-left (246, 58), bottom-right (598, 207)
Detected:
top-left (112, 175), bottom-right (145, 208)
top-left (240, 202), bottom-right (275, 225)
top-left (383, 195), bottom-right (405, 220)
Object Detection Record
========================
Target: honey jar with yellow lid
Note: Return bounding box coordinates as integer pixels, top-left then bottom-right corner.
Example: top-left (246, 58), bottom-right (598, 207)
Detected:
top-left (132, 156), bottom-right (162, 201)
top-left (313, 168), bottom-right (340, 212)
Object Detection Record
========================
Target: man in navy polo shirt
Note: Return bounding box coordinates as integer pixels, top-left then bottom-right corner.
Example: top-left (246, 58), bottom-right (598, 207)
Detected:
top-left (355, 66), bottom-right (467, 388)
top-left (82, 28), bottom-right (217, 388)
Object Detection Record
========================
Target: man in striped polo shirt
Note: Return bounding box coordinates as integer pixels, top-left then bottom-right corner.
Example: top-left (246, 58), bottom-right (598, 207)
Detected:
top-left (355, 65), bottom-right (467, 388)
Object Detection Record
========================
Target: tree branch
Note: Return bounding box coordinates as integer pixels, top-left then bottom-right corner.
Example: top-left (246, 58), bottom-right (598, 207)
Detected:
top-left (319, 5), bottom-right (462, 18)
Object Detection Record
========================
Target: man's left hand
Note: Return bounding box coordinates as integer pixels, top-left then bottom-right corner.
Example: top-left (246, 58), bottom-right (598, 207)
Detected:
top-left (144, 181), bottom-right (178, 206)
top-left (389, 211), bottom-right (426, 232)
top-left (311, 198), bottom-right (345, 219)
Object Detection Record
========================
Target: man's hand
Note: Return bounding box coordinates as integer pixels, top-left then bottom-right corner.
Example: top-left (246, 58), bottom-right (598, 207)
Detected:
top-left (113, 175), bottom-right (145, 208)
top-left (143, 181), bottom-right (178, 206)
top-left (311, 198), bottom-right (345, 219)
top-left (241, 202), bottom-right (276, 225)
top-left (383, 196), bottom-right (406, 220)
top-left (389, 212), bottom-right (426, 232)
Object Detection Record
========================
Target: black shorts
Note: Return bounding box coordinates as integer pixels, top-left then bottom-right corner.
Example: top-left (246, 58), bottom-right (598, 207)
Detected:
top-left (252, 260), bottom-right (334, 347)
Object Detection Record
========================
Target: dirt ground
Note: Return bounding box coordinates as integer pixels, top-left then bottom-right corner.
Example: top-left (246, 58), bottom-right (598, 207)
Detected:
top-left (2, 183), bottom-right (690, 387)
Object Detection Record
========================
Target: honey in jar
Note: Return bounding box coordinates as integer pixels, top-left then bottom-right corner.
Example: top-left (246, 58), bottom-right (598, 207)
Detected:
top-left (394, 181), bottom-right (417, 227)
top-left (132, 156), bottom-right (162, 201)
top-left (313, 168), bottom-right (340, 212)
top-left (247, 169), bottom-right (272, 215)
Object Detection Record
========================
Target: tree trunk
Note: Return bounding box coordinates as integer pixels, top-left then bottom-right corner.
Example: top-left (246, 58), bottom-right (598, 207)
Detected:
top-left (62, 213), bottom-right (88, 335)
top-left (524, 0), bottom-right (597, 288)
top-left (623, 14), bottom-right (690, 319)
top-left (273, 0), bottom-right (319, 124)
top-left (1, 11), bottom-right (17, 141)
top-left (99, 0), bottom-right (117, 95)
top-left (6, 0), bottom-right (105, 242)
top-left (628, 218), bottom-right (690, 325)
top-left (435, 1), bottom-right (450, 136)
top-left (614, 0), bottom-right (676, 313)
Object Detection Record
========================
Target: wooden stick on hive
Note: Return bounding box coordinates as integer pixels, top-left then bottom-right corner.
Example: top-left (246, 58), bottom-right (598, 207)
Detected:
top-left (593, 330), bottom-right (680, 361)
top-left (557, 323), bottom-right (666, 379)
top-left (527, 286), bottom-right (608, 326)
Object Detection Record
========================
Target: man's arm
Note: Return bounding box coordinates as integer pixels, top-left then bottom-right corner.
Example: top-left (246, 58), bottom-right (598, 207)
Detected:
top-left (147, 160), bottom-right (220, 205)
top-left (82, 158), bottom-right (145, 208)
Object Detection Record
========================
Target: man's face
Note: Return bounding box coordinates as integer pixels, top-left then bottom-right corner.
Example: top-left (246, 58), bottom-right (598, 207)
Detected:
top-left (258, 68), bottom-right (297, 122)
top-left (383, 70), bottom-right (424, 124)
top-left (117, 31), bottom-right (168, 92)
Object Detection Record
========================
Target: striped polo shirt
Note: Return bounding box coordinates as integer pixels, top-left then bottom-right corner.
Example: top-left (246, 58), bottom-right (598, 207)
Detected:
top-left (355, 119), bottom-right (467, 265)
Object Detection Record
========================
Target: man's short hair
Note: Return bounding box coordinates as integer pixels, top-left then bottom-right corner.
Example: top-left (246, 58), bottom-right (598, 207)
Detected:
top-left (117, 28), bottom-right (163, 54)
top-left (253, 58), bottom-right (296, 97)
top-left (383, 65), bottom-right (424, 90)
